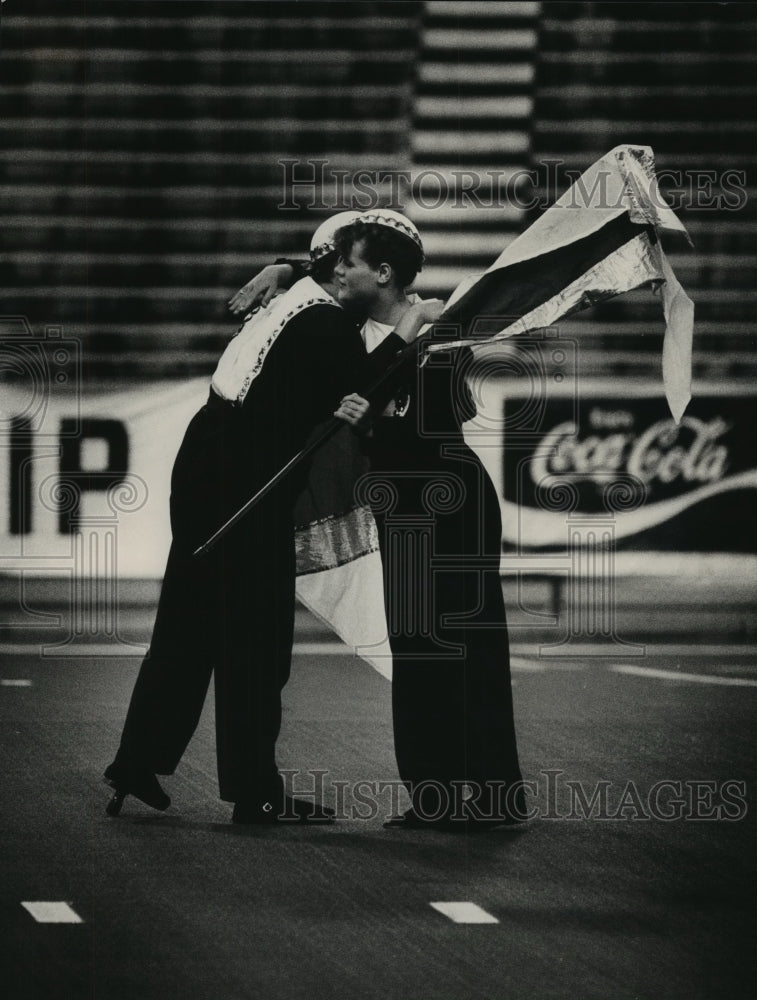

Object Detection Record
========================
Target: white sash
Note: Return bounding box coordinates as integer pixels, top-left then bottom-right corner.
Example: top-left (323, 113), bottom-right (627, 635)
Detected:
top-left (211, 276), bottom-right (335, 405)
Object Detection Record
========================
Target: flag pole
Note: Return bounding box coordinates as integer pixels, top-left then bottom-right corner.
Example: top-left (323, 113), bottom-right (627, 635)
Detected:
top-left (192, 333), bottom-right (427, 558)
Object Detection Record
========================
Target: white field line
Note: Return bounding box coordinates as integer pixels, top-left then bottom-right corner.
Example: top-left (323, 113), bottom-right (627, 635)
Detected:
top-left (610, 665), bottom-right (757, 688)
top-left (430, 901), bottom-right (499, 924)
top-left (21, 902), bottom-right (83, 924)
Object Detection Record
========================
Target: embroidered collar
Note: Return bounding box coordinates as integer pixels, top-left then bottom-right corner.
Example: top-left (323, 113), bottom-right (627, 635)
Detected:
top-left (211, 277), bottom-right (335, 405)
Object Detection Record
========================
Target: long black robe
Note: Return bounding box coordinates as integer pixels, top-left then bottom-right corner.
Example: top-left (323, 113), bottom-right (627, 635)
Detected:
top-left (365, 336), bottom-right (524, 819)
top-left (111, 302), bottom-right (395, 804)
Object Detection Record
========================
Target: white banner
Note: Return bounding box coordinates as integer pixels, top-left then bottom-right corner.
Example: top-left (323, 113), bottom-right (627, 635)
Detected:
top-left (4, 374), bottom-right (750, 588)
top-left (0, 379), bottom-right (208, 578)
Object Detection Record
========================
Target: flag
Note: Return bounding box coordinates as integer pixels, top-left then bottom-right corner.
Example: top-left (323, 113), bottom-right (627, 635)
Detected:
top-left (293, 423), bottom-right (393, 678)
top-left (293, 146), bottom-right (696, 673)
top-left (427, 143), bottom-right (694, 423)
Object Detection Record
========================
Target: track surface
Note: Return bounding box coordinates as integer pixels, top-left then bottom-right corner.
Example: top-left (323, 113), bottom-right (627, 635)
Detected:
top-left (2, 613), bottom-right (755, 1000)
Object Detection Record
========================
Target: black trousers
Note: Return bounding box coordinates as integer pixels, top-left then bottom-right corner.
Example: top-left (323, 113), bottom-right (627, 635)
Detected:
top-left (112, 401), bottom-right (296, 803)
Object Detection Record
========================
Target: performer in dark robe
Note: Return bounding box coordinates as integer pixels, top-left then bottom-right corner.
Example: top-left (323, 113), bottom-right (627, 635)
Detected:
top-left (230, 210), bottom-right (524, 830)
top-left (104, 213), bottom-right (407, 824)
top-left (332, 212), bottom-right (525, 829)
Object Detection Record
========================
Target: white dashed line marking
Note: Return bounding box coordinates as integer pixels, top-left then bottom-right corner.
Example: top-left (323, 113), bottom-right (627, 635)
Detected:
top-left (0, 642), bottom-right (354, 658)
top-left (2, 643), bottom-right (754, 675)
top-left (610, 665), bottom-right (757, 687)
top-left (510, 656), bottom-right (546, 672)
top-left (0, 644), bottom-right (147, 657)
top-left (527, 643), bottom-right (757, 658)
top-left (430, 902), bottom-right (499, 924)
top-left (293, 642), bottom-right (355, 656)
top-left (1, 679), bottom-right (32, 687)
top-left (21, 902), bottom-right (83, 924)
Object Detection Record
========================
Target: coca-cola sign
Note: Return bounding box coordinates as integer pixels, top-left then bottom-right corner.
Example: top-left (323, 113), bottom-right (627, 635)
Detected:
top-left (501, 396), bottom-right (757, 551)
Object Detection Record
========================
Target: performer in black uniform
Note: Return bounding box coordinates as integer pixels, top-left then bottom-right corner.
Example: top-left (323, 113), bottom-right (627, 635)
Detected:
top-left (230, 210), bottom-right (525, 830)
top-left (332, 212), bottom-right (525, 829)
top-left (104, 213), bottom-right (411, 824)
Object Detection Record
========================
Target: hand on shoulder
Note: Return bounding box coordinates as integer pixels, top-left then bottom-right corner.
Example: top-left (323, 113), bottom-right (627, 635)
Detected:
top-left (228, 263), bottom-right (295, 314)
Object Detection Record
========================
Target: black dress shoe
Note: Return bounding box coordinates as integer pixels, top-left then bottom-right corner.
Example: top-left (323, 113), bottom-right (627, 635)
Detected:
top-left (464, 813), bottom-right (526, 832)
top-left (104, 763), bottom-right (170, 816)
top-left (383, 808), bottom-right (466, 832)
top-left (232, 795), bottom-right (335, 826)
top-left (383, 808), bottom-right (420, 828)
top-left (384, 807), bottom-right (524, 833)
top-left (231, 799), bottom-right (278, 825)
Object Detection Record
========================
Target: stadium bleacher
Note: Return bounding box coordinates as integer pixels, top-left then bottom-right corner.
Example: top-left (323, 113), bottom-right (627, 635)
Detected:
top-left (2, 1), bottom-right (423, 374)
top-left (531, 2), bottom-right (757, 381)
top-left (408, 1), bottom-right (540, 293)
top-left (2, 1), bottom-right (755, 381)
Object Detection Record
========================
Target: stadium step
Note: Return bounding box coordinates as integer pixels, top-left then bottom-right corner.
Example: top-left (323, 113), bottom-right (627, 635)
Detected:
top-left (407, 0), bottom-right (540, 302)
top-left (1, 0), bottom-right (423, 368)
top-left (529, 2), bottom-right (757, 382)
top-left (2, 0), bottom-right (753, 382)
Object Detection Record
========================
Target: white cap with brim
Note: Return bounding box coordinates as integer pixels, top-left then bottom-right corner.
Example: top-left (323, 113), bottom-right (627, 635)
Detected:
top-left (309, 210), bottom-right (362, 262)
top-left (354, 208), bottom-right (423, 256)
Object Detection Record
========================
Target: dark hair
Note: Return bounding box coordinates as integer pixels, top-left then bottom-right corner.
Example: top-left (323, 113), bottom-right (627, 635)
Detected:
top-left (309, 250), bottom-right (338, 285)
top-left (334, 221), bottom-right (423, 289)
